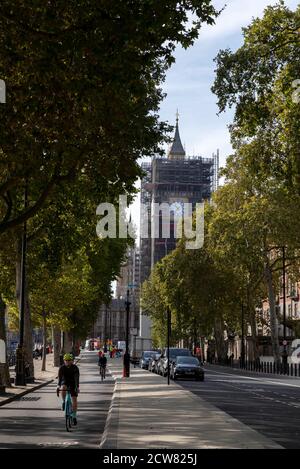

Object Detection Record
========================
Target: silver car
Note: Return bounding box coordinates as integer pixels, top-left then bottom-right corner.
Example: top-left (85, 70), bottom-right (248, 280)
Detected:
top-left (158, 348), bottom-right (192, 376)
top-left (140, 351), bottom-right (158, 369)
top-left (148, 353), bottom-right (161, 373)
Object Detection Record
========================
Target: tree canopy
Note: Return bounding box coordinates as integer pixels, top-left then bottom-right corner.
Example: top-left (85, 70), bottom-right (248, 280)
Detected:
top-left (0, 0), bottom-right (219, 234)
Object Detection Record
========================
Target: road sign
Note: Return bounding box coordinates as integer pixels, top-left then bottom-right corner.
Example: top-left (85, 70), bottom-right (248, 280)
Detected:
top-left (127, 284), bottom-right (138, 288)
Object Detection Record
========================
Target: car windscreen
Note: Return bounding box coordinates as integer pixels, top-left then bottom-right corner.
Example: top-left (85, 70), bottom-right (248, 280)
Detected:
top-left (176, 357), bottom-right (200, 365)
top-left (144, 351), bottom-right (157, 357)
top-left (169, 349), bottom-right (191, 358)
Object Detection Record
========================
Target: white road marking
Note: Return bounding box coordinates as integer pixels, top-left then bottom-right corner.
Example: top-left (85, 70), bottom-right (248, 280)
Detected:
top-left (197, 370), bottom-right (300, 409)
top-left (38, 441), bottom-right (79, 447)
top-left (206, 369), bottom-right (300, 388)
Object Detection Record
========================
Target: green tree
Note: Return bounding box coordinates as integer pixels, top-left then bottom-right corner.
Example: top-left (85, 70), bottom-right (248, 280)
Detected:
top-left (207, 158), bottom-right (300, 363)
top-left (0, 0), bottom-right (218, 234)
top-left (212, 1), bottom-right (300, 191)
top-left (211, 1), bottom-right (300, 362)
top-left (141, 236), bottom-right (241, 361)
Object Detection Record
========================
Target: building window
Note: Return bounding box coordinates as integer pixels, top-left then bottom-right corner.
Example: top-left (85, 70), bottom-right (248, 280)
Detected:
top-left (295, 303), bottom-right (298, 318)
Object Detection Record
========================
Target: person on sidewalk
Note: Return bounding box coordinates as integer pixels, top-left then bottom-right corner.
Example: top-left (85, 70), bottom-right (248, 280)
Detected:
top-left (56, 353), bottom-right (80, 425)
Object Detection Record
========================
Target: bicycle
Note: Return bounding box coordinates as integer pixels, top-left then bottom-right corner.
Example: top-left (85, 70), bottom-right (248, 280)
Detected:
top-left (99, 365), bottom-right (106, 381)
top-left (57, 387), bottom-right (74, 432)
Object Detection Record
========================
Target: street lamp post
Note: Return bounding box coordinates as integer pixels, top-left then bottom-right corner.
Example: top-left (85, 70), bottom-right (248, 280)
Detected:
top-left (282, 246), bottom-right (288, 373)
top-left (104, 305), bottom-right (108, 349)
top-left (59, 331), bottom-right (64, 365)
top-left (109, 307), bottom-right (112, 343)
top-left (124, 289), bottom-right (131, 377)
top-left (283, 246), bottom-right (286, 341)
top-left (15, 183), bottom-right (28, 386)
top-left (241, 302), bottom-right (245, 368)
top-left (125, 290), bottom-right (130, 354)
top-left (167, 306), bottom-right (171, 385)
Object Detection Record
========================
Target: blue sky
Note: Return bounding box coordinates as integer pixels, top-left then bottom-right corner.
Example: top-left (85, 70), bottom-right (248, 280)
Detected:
top-left (130, 0), bottom-right (299, 234)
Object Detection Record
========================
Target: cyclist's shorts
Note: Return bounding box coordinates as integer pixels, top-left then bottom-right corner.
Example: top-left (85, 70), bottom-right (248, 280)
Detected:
top-left (60, 381), bottom-right (78, 397)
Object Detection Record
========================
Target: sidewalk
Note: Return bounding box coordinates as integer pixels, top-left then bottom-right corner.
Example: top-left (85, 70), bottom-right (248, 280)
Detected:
top-left (0, 353), bottom-right (59, 407)
top-left (101, 358), bottom-right (282, 449)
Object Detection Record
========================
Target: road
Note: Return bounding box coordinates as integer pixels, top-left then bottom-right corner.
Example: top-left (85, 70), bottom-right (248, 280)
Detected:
top-left (0, 351), bottom-right (113, 448)
top-left (178, 365), bottom-right (300, 449)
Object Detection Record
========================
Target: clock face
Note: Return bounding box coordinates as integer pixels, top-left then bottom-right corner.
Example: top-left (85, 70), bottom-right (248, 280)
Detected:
top-left (170, 201), bottom-right (184, 218)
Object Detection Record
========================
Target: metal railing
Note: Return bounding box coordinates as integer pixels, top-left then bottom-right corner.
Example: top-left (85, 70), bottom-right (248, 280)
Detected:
top-left (213, 359), bottom-right (300, 376)
top-left (239, 360), bottom-right (299, 376)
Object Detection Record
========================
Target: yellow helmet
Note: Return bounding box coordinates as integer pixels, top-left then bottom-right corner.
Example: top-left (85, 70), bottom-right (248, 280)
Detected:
top-left (63, 353), bottom-right (73, 361)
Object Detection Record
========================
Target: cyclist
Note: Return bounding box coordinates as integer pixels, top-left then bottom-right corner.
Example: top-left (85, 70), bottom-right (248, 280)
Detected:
top-left (56, 353), bottom-right (80, 425)
top-left (98, 353), bottom-right (107, 379)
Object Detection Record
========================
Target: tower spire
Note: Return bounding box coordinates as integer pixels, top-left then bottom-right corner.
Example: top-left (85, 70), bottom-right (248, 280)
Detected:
top-left (168, 110), bottom-right (186, 160)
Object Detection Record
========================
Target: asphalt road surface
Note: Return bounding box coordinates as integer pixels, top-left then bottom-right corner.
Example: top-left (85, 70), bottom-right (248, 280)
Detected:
top-left (0, 351), bottom-right (114, 449)
top-left (178, 365), bottom-right (300, 449)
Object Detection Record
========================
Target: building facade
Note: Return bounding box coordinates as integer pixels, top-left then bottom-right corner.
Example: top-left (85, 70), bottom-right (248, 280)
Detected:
top-left (256, 277), bottom-right (300, 359)
top-left (139, 115), bottom-right (219, 340)
top-left (95, 246), bottom-right (140, 346)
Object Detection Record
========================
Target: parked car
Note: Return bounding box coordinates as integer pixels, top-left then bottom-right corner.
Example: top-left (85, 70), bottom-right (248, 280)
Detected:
top-left (158, 347), bottom-right (192, 377)
top-left (148, 352), bottom-right (161, 373)
top-left (171, 356), bottom-right (204, 381)
top-left (140, 351), bottom-right (159, 369)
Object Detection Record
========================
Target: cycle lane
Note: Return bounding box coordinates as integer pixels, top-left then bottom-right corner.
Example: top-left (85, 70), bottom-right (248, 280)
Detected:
top-left (0, 351), bottom-right (114, 448)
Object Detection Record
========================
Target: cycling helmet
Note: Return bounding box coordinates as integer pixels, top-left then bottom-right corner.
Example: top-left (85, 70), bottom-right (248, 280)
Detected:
top-left (63, 353), bottom-right (73, 361)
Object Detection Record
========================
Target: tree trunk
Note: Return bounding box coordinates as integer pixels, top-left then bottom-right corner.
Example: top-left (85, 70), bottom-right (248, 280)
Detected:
top-left (0, 294), bottom-right (11, 387)
top-left (214, 316), bottom-right (227, 364)
top-left (249, 310), bottom-right (259, 361)
top-left (52, 326), bottom-right (61, 367)
top-left (264, 260), bottom-right (280, 364)
top-left (16, 235), bottom-right (34, 381)
top-left (41, 311), bottom-right (47, 371)
top-left (64, 331), bottom-right (73, 353)
top-left (24, 293), bottom-right (34, 380)
top-left (247, 291), bottom-right (259, 361)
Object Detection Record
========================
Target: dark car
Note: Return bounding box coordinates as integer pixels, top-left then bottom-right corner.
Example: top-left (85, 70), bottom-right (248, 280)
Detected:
top-left (158, 348), bottom-right (192, 377)
top-left (140, 351), bottom-right (158, 369)
top-left (171, 356), bottom-right (204, 381)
